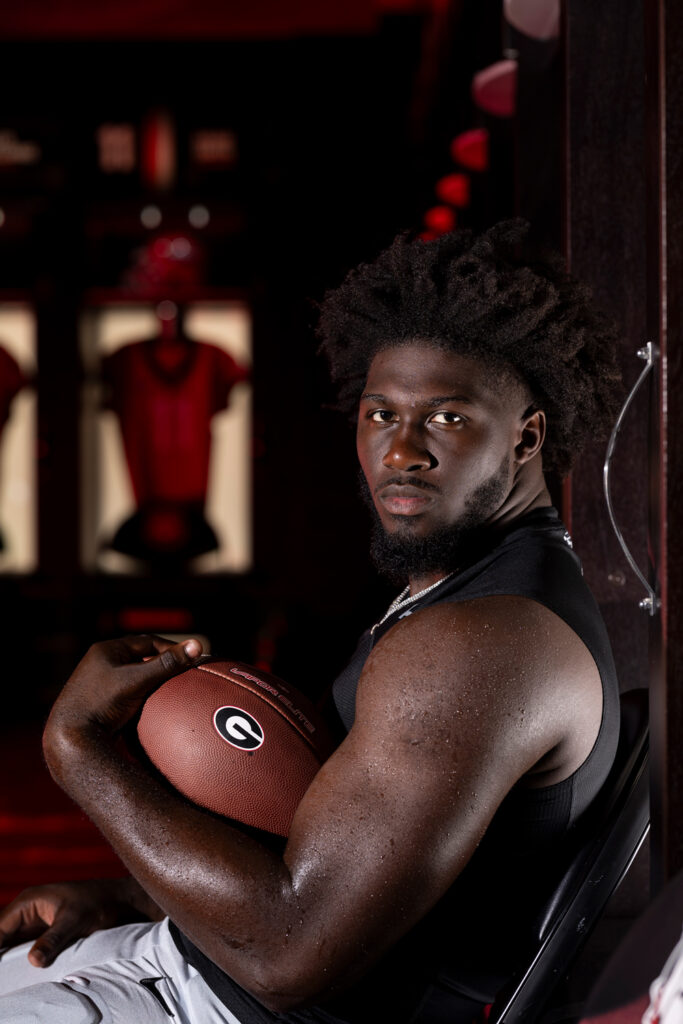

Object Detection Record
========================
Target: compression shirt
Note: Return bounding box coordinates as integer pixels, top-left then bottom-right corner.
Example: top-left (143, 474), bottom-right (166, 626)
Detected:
top-left (171, 506), bottom-right (620, 1023)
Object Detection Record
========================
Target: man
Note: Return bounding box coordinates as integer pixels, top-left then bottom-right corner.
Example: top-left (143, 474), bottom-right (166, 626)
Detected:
top-left (0, 220), bottom-right (622, 1023)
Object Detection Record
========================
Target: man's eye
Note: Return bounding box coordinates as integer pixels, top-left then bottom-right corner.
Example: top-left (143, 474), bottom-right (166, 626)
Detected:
top-left (370, 410), bottom-right (395, 422)
top-left (431, 411), bottom-right (465, 425)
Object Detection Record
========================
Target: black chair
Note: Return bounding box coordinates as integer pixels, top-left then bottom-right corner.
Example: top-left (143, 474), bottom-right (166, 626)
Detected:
top-left (488, 688), bottom-right (650, 1024)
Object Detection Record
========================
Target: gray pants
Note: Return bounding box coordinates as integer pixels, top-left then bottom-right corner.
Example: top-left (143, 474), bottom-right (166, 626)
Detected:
top-left (0, 918), bottom-right (244, 1024)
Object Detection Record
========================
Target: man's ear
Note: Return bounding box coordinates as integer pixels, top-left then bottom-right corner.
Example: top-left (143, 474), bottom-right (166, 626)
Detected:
top-left (515, 408), bottom-right (546, 464)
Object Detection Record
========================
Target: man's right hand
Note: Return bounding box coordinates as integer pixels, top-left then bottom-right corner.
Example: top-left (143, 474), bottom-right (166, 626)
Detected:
top-left (0, 877), bottom-right (163, 967)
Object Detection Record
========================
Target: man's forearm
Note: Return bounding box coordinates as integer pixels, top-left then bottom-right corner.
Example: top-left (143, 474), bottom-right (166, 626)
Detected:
top-left (43, 721), bottom-right (303, 1008)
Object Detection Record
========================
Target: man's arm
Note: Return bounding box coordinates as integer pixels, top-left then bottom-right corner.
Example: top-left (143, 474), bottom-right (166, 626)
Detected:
top-left (41, 600), bottom-right (601, 1012)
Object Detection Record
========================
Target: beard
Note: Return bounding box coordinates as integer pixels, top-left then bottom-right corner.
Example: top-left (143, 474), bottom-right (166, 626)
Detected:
top-left (360, 456), bottom-right (510, 586)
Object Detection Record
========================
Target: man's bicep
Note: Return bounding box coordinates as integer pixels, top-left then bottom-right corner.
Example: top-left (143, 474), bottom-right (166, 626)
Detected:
top-left (282, 725), bottom-right (494, 978)
top-left (281, 612), bottom-right (537, 970)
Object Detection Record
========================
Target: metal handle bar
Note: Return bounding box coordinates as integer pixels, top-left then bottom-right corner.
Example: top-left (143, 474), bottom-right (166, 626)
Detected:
top-left (602, 341), bottom-right (659, 615)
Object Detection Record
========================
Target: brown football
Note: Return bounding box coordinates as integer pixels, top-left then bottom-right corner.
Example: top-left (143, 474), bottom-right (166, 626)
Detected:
top-left (137, 659), bottom-right (336, 836)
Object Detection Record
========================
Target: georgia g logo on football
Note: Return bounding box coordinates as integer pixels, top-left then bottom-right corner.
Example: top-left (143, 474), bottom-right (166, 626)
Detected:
top-left (213, 706), bottom-right (265, 751)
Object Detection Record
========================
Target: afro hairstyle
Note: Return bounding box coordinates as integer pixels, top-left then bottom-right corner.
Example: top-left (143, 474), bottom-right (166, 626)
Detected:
top-left (317, 219), bottom-right (622, 474)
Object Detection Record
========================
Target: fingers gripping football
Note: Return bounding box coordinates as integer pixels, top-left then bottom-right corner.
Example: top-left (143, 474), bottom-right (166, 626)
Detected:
top-left (45, 634), bottom-right (204, 741)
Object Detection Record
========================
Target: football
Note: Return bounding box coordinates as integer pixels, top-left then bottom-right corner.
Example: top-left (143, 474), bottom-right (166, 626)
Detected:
top-left (137, 658), bottom-right (336, 836)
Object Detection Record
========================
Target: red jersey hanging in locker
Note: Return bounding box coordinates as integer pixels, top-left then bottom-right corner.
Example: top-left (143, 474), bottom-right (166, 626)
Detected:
top-left (100, 304), bottom-right (249, 565)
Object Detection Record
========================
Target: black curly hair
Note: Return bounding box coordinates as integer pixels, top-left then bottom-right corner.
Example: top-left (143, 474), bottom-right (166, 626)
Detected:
top-left (317, 220), bottom-right (622, 474)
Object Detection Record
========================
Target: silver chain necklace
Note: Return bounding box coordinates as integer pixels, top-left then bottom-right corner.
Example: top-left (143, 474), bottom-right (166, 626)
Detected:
top-left (371, 572), bottom-right (455, 634)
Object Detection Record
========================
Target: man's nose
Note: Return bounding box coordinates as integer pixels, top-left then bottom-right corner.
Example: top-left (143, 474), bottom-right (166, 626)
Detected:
top-left (382, 428), bottom-right (434, 471)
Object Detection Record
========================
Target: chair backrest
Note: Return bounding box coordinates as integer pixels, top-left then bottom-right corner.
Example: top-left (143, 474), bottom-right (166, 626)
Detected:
top-left (488, 688), bottom-right (650, 1024)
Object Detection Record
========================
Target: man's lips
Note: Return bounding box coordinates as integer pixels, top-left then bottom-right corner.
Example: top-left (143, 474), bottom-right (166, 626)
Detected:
top-left (376, 482), bottom-right (438, 516)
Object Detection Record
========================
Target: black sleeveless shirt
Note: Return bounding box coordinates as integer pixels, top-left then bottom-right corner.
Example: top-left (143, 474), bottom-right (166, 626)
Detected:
top-left (171, 507), bottom-right (620, 1023)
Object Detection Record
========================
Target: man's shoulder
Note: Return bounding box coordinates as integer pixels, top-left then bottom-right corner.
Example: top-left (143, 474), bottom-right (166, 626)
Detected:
top-left (359, 595), bottom-right (561, 720)
top-left (371, 592), bottom-right (580, 683)
top-left (356, 593), bottom-right (602, 783)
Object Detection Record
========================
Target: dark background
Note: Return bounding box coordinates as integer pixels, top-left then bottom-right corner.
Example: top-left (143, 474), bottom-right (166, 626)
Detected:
top-left (0, 1), bottom-right (531, 716)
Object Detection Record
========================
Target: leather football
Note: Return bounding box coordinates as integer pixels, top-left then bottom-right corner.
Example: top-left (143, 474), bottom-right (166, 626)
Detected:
top-left (137, 659), bottom-right (336, 836)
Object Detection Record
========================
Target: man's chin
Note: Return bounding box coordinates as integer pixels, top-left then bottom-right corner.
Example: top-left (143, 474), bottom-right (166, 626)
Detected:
top-left (360, 454), bottom-right (511, 585)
